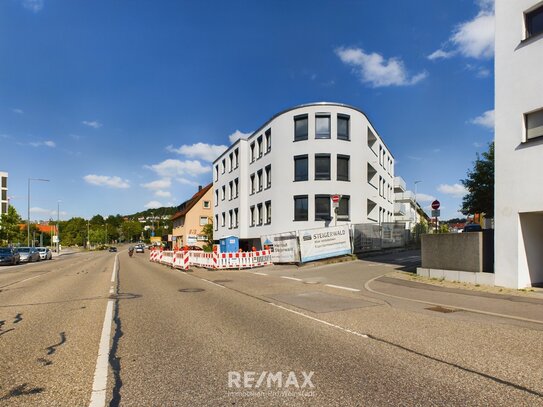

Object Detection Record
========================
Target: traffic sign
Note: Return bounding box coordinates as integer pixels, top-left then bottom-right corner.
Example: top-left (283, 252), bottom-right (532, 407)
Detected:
top-left (331, 194), bottom-right (341, 208)
top-left (431, 209), bottom-right (440, 218)
top-left (431, 200), bottom-right (440, 210)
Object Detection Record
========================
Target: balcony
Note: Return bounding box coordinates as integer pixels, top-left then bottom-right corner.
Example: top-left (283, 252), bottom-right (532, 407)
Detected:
top-left (395, 191), bottom-right (415, 203)
top-left (393, 176), bottom-right (406, 193)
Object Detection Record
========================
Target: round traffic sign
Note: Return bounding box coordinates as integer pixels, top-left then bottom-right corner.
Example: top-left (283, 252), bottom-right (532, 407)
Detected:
top-left (331, 194), bottom-right (340, 203)
top-left (431, 200), bottom-right (440, 210)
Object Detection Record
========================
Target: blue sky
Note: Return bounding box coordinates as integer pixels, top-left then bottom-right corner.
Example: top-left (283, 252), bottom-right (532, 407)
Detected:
top-left (0, 0), bottom-right (495, 221)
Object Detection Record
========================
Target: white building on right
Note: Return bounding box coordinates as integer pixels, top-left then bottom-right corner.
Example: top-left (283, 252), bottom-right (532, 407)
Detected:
top-left (495, 0), bottom-right (543, 288)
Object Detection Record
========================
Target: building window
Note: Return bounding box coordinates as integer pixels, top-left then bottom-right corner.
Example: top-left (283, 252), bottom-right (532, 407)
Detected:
top-left (294, 195), bottom-right (308, 221)
top-left (228, 153), bottom-right (233, 172)
top-left (337, 155), bottom-right (350, 181)
top-left (294, 115), bottom-right (308, 141)
top-left (257, 203), bottom-right (263, 225)
top-left (1, 190), bottom-right (6, 201)
top-left (250, 206), bottom-right (255, 226)
top-left (257, 136), bottom-right (263, 158)
top-left (315, 195), bottom-right (330, 221)
top-left (221, 159), bottom-right (226, 174)
top-left (214, 165), bottom-right (219, 181)
top-left (214, 190), bottom-right (218, 206)
top-left (234, 208), bottom-right (239, 228)
top-left (221, 185), bottom-right (225, 200)
top-left (228, 210), bottom-right (233, 229)
top-left (200, 216), bottom-right (209, 226)
top-left (265, 201), bottom-right (271, 224)
top-left (250, 174), bottom-right (255, 194)
top-left (525, 108), bottom-right (543, 141)
top-left (265, 165), bottom-right (271, 188)
top-left (214, 215), bottom-right (218, 230)
top-left (526, 5), bottom-right (543, 39)
top-left (234, 148), bottom-right (239, 168)
top-left (228, 181), bottom-right (233, 200)
top-left (203, 200), bottom-right (210, 209)
top-left (250, 142), bottom-right (256, 162)
top-left (221, 212), bottom-right (225, 227)
top-left (265, 129), bottom-right (271, 152)
top-left (315, 154), bottom-right (331, 180)
top-left (234, 178), bottom-right (239, 198)
top-left (337, 196), bottom-right (350, 221)
top-left (315, 115), bottom-right (331, 139)
top-left (294, 155), bottom-right (308, 181)
top-left (1, 177), bottom-right (6, 189)
top-left (337, 114), bottom-right (350, 140)
top-left (257, 169), bottom-right (263, 191)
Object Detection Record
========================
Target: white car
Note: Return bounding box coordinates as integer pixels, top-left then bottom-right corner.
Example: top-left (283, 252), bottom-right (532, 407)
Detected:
top-left (37, 247), bottom-right (53, 260)
top-left (135, 245), bottom-right (144, 253)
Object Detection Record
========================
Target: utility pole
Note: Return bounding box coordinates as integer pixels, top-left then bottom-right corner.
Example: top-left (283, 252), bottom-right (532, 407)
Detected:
top-left (27, 178), bottom-right (49, 247)
top-left (57, 200), bottom-right (61, 253)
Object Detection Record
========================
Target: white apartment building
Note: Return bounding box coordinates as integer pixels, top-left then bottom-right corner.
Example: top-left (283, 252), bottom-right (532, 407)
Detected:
top-left (213, 102), bottom-right (395, 249)
top-left (495, 0), bottom-right (543, 288)
top-left (0, 171), bottom-right (8, 216)
top-left (393, 176), bottom-right (425, 231)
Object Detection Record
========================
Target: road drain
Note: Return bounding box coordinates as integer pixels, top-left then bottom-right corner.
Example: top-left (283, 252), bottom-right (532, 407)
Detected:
top-left (426, 306), bottom-right (458, 313)
top-left (178, 288), bottom-right (205, 293)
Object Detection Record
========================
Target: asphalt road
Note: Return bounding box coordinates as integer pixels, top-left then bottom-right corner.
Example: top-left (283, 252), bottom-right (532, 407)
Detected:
top-left (1, 251), bottom-right (542, 406)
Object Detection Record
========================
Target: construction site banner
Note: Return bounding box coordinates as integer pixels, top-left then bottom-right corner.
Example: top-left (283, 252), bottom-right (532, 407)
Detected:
top-left (299, 224), bottom-right (351, 263)
top-left (261, 231), bottom-right (300, 263)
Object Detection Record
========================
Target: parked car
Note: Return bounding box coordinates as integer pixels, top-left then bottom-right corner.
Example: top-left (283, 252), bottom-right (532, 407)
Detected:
top-left (109, 246), bottom-right (118, 252)
top-left (37, 247), bottom-right (53, 260)
top-left (0, 247), bottom-right (21, 265)
top-left (16, 247), bottom-right (41, 263)
top-left (135, 245), bottom-right (144, 253)
top-left (463, 223), bottom-right (483, 232)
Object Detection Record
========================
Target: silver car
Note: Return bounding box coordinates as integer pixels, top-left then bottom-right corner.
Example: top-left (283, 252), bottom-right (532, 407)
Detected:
top-left (37, 247), bottom-right (53, 260)
top-left (16, 247), bottom-right (41, 263)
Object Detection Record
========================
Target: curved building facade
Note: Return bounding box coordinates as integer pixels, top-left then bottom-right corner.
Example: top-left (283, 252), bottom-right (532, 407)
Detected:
top-left (213, 102), bottom-right (395, 248)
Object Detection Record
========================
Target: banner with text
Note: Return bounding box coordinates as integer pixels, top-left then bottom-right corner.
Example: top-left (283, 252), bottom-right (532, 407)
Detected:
top-left (299, 225), bottom-right (351, 263)
top-left (261, 231), bottom-right (300, 263)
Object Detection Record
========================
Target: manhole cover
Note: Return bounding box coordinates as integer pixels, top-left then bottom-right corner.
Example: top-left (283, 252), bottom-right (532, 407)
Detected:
top-left (108, 293), bottom-right (142, 300)
top-left (178, 288), bottom-right (205, 293)
top-left (426, 306), bottom-right (457, 313)
top-left (212, 280), bottom-right (232, 284)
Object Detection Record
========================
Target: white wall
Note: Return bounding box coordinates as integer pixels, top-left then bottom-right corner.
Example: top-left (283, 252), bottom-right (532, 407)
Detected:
top-left (495, 0), bottom-right (543, 287)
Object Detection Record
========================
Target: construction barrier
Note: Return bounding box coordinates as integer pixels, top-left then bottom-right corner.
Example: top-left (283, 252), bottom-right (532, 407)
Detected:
top-left (149, 249), bottom-right (272, 270)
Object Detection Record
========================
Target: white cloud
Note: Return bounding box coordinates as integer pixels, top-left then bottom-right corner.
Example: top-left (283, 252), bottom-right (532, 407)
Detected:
top-left (12, 108), bottom-right (23, 114)
top-left (438, 183), bottom-right (468, 198)
top-left (428, 0), bottom-right (494, 60)
top-left (155, 190), bottom-right (172, 198)
top-left (82, 120), bottom-right (103, 129)
top-left (228, 130), bottom-right (252, 144)
top-left (166, 142), bottom-right (227, 162)
top-left (83, 174), bottom-right (130, 189)
top-left (28, 140), bottom-right (56, 148)
top-left (141, 178), bottom-right (172, 191)
top-left (30, 207), bottom-right (68, 217)
top-left (473, 141), bottom-right (484, 148)
top-left (44, 140), bottom-right (56, 147)
top-left (415, 193), bottom-right (436, 202)
top-left (144, 201), bottom-right (163, 209)
top-left (335, 47), bottom-right (428, 88)
top-left (145, 159), bottom-right (210, 178)
top-left (21, 0), bottom-right (44, 12)
top-left (176, 178), bottom-right (200, 187)
top-left (470, 109), bottom-right (494, 129)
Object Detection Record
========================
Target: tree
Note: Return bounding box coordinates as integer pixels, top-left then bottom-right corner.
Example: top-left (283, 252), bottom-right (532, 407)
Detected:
top-left (0, 206), bottom-right (23, 245)
top-left (201, 219), bottom-right (214, 251)
top-left (461, 142), bottom-right (494, 217)
top-left (121, 220), bottom-right (143, 242)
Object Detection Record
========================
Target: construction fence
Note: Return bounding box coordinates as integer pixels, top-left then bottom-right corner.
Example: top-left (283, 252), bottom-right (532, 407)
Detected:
top-left (150, 249), bottom-right (272, 270)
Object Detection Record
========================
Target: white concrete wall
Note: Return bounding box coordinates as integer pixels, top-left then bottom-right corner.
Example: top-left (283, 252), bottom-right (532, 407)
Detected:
top-left (495, 0), bottom-right (543, 288)
top-left (213, 103), bottom-right (395, 241)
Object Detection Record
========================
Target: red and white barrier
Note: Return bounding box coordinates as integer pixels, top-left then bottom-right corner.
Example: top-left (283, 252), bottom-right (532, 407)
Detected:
top-left (149, 249), bottom-right (272, 270)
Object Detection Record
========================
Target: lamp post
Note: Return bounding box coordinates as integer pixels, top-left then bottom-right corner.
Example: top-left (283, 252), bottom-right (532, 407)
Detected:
top-left (414, 180), bottom-right (422, 231)
top-left (57, 200), bottom-right (61, 253)
top-left (27, 178), bottom-right (50, 247)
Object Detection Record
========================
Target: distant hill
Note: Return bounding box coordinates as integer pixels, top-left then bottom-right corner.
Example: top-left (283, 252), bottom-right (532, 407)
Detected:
top-left (125, 206), bottom-right (177, 220)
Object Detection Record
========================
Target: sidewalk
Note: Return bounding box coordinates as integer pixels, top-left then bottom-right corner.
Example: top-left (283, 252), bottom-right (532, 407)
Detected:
top-left (367, 273), bottom-right (543, 324)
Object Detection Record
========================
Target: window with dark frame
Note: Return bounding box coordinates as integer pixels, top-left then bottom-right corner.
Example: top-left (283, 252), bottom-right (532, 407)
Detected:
top-left (526, 5), bottom-right (543, 39)
top-left (294, 195), bottom-right (308, 221)
top-left (221, 159), bottom-right (226, 174)
top-left (221, 212), bottom-right (225, 227)
top-left (228, 181), bottom-right (233, 200)
top-left (257, 136), bottom-right (263, 158)
top-left (250, 174), bottom-right (255, 194)
top-left (265, 129), bottom-right (271, 152)
top-left (214, 190), bottom-right (218, 205)
top-left (257, 169), bottom-right (263, 191)
top-left (265, 201), bottom-right (271, 224)
top-left (315, 195), bottom-right (330, 221)
top-left (221, 185), bottom-right (225, 200)
top-left (228, 210), bottom-right (233, 228)
top-left (337, 196), bottom-right (350, 220)
top-left (315, 115), bottom-right (331, 139)
top-left (257, 203), bottom-right (263, 225)
top-left (234, 208), bottom-right (238, 228)
top-left (337, 114), bottom-right (350, 140)
top-left (234, 178), bottom-right (239, 197)
top-left (265, 165), bottom-right (271, 188)
top-left (315, 154), bottom-right (331, 180)
top-left (214, 215), bottom-right (218, 230)
top-left (525, 108), bottom-right (543, 141)
top-left (294, 115), bottom-right (308, 141)
top-left (214, 165), bottom-right (219, 181)
top-left (229, 153), bottom-right (233, 172)
top-left (250, 142), bottom-right (256, 162)
top-left (234, 149), bottom-right (239, 168)
top-left (337, 155), bottom-right (350, 181)
top-left (250, 206), bottom-right (255, 226)
top-left (294, 155), bottom-right (308, 181)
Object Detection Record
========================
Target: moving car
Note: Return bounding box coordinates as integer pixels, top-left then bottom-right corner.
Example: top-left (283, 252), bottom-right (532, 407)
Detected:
top-left (16, 247), bottom-right (41, 263)
top-left (109, 246), bottom-right (118, 252)
top-left (0, 247), bottom-right (20, 265)
top-left (37, 247), bottom-right (53, 260)
top-left (135, 245), bottom-right (144, 253)
top-left (463, 223), bottom-right (483, 232)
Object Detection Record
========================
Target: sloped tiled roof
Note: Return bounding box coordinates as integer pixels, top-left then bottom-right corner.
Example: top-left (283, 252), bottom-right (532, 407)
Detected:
top-left (171, 183), bottom-right (212, 221)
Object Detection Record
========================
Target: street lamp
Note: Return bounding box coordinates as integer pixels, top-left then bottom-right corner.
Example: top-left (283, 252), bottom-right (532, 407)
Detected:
top-left (56, 200), bottom-right (61, 253)
top-left (28, 178), bottom-right (50, 247)
top-left (414, 180), bottom-right (422, 225)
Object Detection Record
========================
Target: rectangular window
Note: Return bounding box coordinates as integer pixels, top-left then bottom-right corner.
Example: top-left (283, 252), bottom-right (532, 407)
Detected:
top-left (200, 216), bottom-right (209, 226)
top-left (315, 115), bottom-right (331, 139)
top-left (315, 195), bottom-right (331, 220)
top-left (294, 195), bottom-right (308, 221)
top-left (337, 155), bottom-right (350, 181)
top-left (203, 200), bottom-right (210, 209)
top-left (234, 178), bottom-right (239, 197)
top-left (221, 159), bottom-right (226, 174)
top-left (214, 215), bottom-right (218, 230)
top-left (214, 165), bottom-right (219, 181)
top-left (2, 190), bottom-right (6, 201)
top-left (337, 114), bottom-right (350, 140)
top-left (257, 203), bottom-right (263, 225)
top-left (294, 155), bottom-right (308, 181)
top-left (1, 177), bottom-right (6, 188)
top-left (250, 174), bottom-right (255, 194)
top-left (250, 206), bottom-right (255, 226)
top-left (337, 196), bottom-right (350, 221)
top-left (234, 208), bottom-right (239, 228)
top-left (229, 153), bottom-right (233, 172)
top-left (221, 212), bottom-right (225, 227)
top-left (1, 202), bottom-right (6, 214)
top-left (234, 149), bottom-right (239, 168)
top-left (265, 201), bottom-right (271, 224)
top-left (214, 190), bottom-right (218, 206)
top-left (228, 210), bottom-right (233, 229)
top-left (294, 115), bottom-right (308, 141)
top-left (257, 136), bottom-right (263, 158)
top-left (250, 142), bottom-right (256, 162)
top-left (379, 145), bottom-right (383, 166)
top-left (526, 108), bottom-right (543, 141)
top-left (265, 165), bottom-right (271, 188)
top-left (221, 185), bottom-right (225, 200)
top-left (228, 181), bottom-right (233, 200)
top-left (315, 154), bottom-right (331, 180)
top-left (265, 129), bottom-right (271, 152)
top-left (257, 169), bottom-right (263, 191)
top-left (526, 5), bottom-right (543, 39)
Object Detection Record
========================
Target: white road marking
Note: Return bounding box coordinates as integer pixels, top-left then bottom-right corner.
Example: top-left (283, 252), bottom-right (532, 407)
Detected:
top-left (281, 276), bottom-right (302, 281)
top-left (325, 284), bottom-right (360, 292)
top-left (202, 279), bottom-right (225, 288)
top-left (253, 272), bottom-right (268, 276)
top-left (89, 253), bottom-right (118, 407)
top-left (270, 303), bottom-right (368, 338)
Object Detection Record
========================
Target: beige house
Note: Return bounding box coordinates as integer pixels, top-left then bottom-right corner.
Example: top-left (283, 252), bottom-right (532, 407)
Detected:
top-left (171, 184), bottom-right (213, 249)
